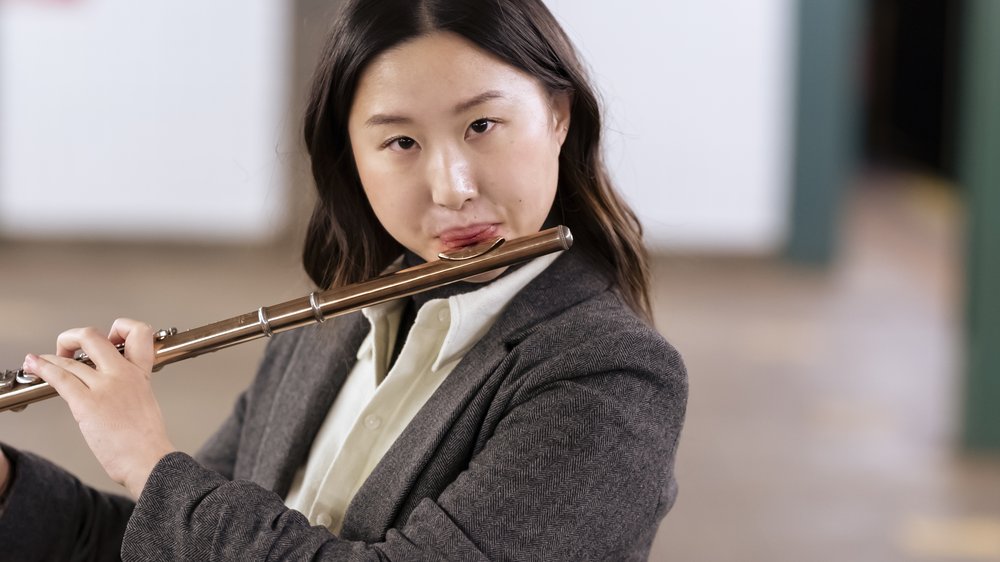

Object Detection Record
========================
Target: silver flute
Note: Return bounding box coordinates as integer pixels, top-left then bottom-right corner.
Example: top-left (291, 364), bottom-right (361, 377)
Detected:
top-left (0, 226), bottom-right (573, 412)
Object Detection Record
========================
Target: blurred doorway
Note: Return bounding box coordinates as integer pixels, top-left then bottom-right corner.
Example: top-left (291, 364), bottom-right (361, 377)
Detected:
top-left (790, 0), bottom-right (1000, 450)
top-left (863, 0), bottom-right (964, 178)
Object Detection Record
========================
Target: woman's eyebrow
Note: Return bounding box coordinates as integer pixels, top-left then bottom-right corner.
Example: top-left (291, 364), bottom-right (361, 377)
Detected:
top-left (365, 114), bottom-right (412, 127)
top-left (452, 90), bottom-right (507, 113)
top-left (364, 91), bottom-right (508, 128)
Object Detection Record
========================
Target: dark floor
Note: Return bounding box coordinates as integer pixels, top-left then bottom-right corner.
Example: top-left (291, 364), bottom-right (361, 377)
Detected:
top-left (2, 175), bottom-right (998, 560)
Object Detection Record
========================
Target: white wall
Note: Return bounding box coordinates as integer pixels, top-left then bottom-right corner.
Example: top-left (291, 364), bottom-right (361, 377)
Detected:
top-left (0, 0), bottom-right (292, 242)
top-left (546, 0), bottom-right (794, 253)
top-left (0, 1), bottom-right (793, 252)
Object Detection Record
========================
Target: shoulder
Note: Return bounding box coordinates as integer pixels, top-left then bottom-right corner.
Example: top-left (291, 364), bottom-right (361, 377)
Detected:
top-left (493, 284), bottom-right (687, 487)
top-left (491, 265), bottom-right (687, 446)
top-left (494, 248), bottom-right (687, 396)
top-left (512, 288), bottom-right (686, 391)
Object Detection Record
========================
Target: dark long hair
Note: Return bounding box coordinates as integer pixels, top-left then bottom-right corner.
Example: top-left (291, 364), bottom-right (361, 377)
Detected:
top-left (302, 0), bottom-right (652, 320)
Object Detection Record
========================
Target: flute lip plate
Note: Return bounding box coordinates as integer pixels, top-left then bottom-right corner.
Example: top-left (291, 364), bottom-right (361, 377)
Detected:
top-left (437, 236), bottom-right (505, 261)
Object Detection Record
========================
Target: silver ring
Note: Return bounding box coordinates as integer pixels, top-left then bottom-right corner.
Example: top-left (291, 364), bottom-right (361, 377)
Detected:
top-left (309, 292), bottom-right (325, 323)
top-left (257, 306), bottom-right (274, 337)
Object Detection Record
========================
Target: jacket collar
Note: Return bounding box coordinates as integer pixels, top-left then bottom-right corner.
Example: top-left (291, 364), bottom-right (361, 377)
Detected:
top-left (248, 314), bottom-right (368, 494)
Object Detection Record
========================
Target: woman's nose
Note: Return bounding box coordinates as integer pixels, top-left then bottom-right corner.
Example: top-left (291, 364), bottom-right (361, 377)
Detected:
top-left (427, 149), bottom-right (477, 210)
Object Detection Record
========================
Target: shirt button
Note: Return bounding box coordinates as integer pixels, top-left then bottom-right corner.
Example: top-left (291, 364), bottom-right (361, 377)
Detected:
top-left (316, 513), bottom-right (332, 527)
top-left (438, 308), bottom-right (450, 323)
top-left (364, 414), bottom-right (382, 430)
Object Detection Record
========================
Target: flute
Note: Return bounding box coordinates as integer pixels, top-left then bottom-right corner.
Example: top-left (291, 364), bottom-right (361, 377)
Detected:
top-left (0, 226), bottom-right (573, 413)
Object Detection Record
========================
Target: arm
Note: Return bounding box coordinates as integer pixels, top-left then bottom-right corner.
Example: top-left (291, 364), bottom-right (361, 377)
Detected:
top-left (0, 443), bottom-right (134, 561)
top-left (21, 315), bottom-right (301, 495)
top-left (0, 319), bottom-right (159, 561)
top-left (0, 319), bottom-right (302, 561)
top-left (25, 320), bottom-right (176, 498)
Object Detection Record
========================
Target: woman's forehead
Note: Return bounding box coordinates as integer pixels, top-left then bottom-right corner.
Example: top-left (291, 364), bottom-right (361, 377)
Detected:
top-left (349, 32), bottom-right (546, 122)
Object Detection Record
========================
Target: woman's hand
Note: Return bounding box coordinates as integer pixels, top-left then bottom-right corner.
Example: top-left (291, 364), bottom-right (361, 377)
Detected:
top-left (24, 318), bottom-right (176, 499)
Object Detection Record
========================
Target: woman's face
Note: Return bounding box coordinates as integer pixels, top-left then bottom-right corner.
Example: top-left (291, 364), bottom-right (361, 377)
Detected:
top-left (348, 32), bottom-right (570, 266)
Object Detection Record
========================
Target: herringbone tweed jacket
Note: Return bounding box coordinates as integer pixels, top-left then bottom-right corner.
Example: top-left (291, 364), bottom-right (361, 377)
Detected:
top-left (0, 247), bottom-right (687, 561)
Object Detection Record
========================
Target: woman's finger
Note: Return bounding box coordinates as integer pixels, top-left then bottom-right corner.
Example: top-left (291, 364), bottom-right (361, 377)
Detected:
top-left (37, 353), bottom-right (101, 387)
top-left (56, 326), bottom-right (123, 370)
top-left (108, 318), bottom-right (155, 373)
top-left (25, 353), bottom-right (89, 405)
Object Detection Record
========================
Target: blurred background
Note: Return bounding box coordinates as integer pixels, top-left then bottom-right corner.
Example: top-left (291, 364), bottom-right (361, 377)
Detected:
top-left (1, 0), bottom-right (998, 560)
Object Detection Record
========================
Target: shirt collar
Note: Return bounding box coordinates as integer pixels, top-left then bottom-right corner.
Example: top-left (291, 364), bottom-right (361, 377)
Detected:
top-left (431, 252), bottom-right (560, 371)
top-left (356, 252), bottom-right (562, 373)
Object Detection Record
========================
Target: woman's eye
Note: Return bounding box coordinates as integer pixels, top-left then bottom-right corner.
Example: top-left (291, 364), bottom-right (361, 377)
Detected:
top-left (468, 118), bottom-right (495, 136)
top-left (385, 136), bottom-right (417, 151)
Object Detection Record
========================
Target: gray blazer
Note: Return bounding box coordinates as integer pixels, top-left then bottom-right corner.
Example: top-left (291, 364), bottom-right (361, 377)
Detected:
top-left (0, 248), bottom-right (687, 561)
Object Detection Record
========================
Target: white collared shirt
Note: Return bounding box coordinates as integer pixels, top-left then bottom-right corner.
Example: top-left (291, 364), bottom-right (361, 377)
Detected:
top-left (284, 252), bottom-right (560, 532)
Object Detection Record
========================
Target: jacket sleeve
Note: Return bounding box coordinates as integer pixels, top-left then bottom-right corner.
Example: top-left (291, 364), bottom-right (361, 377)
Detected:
top-left (120, 336), bottom-right (687, 562)
top-left (0, 443), bottom-right (134, 562)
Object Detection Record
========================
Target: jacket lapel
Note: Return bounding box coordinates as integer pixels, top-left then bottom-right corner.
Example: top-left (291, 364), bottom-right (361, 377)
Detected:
top-left (340, 248), bottom-right (612, 540)
top-left (249, 314), bottom-right (369, 495)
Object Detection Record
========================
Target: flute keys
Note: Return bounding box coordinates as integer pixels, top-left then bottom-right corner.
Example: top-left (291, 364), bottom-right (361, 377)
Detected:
top-left (73, 327), bottom-right (178, 366)
top-left (1, 369), bottom-right (41, 396)
top-left (0, 370), bottom-right (15, 393)
top-left (15, 370), bottom-right (39, 385)
top-left (154, 328), bottom-right (178, 340)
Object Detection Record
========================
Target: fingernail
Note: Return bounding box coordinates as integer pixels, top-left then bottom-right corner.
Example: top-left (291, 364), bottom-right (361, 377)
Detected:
top-left (23, 353), bottom-right (35, 370)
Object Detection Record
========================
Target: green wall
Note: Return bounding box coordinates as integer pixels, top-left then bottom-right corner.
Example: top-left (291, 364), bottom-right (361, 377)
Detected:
top-left (961, 0), bottom-right (1000, 451)
top-left (785, 0), bottom-right (864, 264)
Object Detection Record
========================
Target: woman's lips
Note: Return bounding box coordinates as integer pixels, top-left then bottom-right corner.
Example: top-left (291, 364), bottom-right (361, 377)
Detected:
top-left (438, 223), bottom-right (501, 250)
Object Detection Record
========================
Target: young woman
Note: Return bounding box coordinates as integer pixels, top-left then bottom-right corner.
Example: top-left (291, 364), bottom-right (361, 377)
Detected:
top-left (0, 0), bottom-right (687, 559)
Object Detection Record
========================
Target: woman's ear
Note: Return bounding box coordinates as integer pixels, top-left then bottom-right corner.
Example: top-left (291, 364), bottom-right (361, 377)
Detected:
top-left (551, 91), bottom-right (573, 147)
